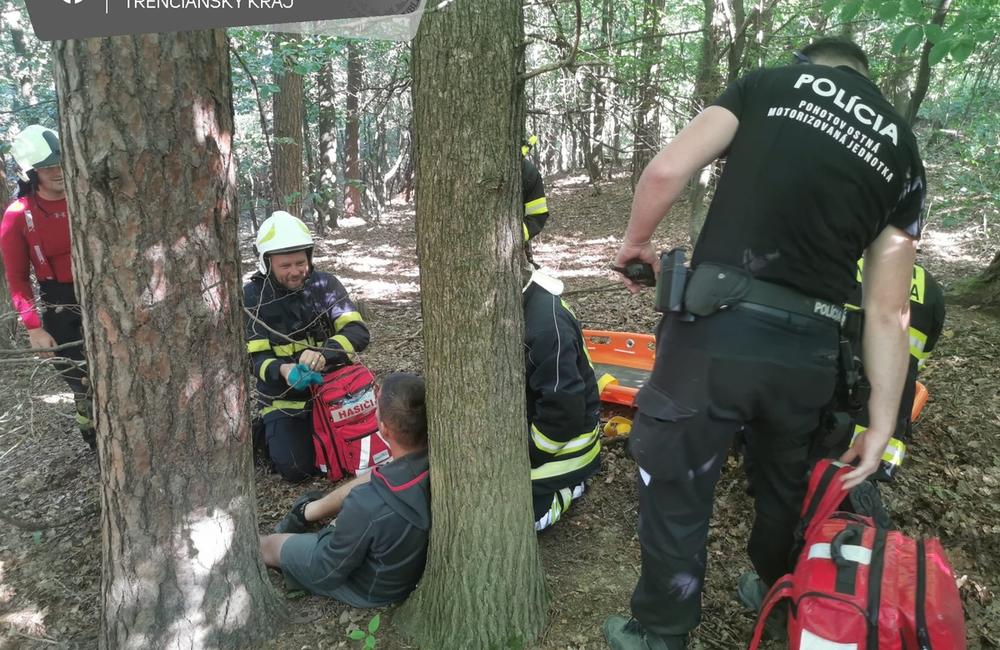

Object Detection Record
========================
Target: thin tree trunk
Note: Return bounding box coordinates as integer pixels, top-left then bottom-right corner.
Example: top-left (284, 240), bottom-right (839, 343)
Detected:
top-left (273, 32), bottom-right (304, 214)
top-left (0, 256), bottom-right (15, 349)
top-left (630, 0), bottom-right (668, 190)
top-left (344, 41), bottom-right (363, 219)
top-left (584, 0), bottom-right (613, 183)
top-left (688, 0), bottom-right (726, 245)
top-left (52, 30), bottom-right (284, 649)
top-left (906, 0), bottom-right (952, 125)
top-left (302, 93), bottom-right (316, 225)
top-left (231, 45), bottom-right (275, 206)
top-left (396, 0), bottom-right (547, 646)
top-left (317, 58), bottom-right (339, 232)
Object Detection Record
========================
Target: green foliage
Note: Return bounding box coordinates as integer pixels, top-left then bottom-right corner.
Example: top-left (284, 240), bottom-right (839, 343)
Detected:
top-left (347, 613), bottom-right (380, 649)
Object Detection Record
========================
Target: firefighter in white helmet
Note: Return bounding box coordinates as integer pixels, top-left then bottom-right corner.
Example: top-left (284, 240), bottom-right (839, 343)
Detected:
top-left (243, 211), bottom-right (370, 481)
top-left (0, 124), bottom-right (95, 449)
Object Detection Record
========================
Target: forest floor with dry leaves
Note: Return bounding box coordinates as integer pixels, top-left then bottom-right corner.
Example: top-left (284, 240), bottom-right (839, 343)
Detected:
top-left (0, 167), bottom-right (997, 649)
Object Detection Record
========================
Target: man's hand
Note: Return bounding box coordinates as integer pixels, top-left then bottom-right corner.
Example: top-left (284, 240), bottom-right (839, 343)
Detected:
top-left (838, 427), bottom-right (892, 490)
top-left (613, 240), bottom-right (659, 294)
top-left (299, 349), bottom-right (325, 372)
top-left (27, 328), bottom-right (57, 358)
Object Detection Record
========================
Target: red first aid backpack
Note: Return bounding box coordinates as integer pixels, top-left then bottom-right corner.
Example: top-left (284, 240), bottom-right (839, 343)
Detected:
top-left (749, 459), bottom-right (966, 650)
top-left (311, 363), bottom-right (392, 481)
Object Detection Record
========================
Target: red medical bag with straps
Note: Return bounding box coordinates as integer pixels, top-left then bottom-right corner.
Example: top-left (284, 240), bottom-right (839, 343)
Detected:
top-left (311, 363), bottom-right (392, 481)
top-left (748, 459), bottom-right (966, 650)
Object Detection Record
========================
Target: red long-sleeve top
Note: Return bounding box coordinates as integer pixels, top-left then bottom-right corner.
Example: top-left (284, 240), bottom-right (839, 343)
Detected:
top-left (0, 195), bottom-right (73, 330)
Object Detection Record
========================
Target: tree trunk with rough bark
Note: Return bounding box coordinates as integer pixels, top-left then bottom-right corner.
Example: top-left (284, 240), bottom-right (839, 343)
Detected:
top-left (317, 58), bottom-right (339, 233)
top-left (52, 30), bottom-right (284, 649)
top-left (273, 32), bottom-right (304, 215)
top-left (345, 41), bottom-right (363, 219)
top-left (395, 0), bottom-right (547, 647)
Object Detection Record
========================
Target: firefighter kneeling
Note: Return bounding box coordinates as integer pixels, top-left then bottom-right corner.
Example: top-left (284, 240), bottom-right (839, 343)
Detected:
top-left (244, 211), bottom-right (370, 482)
top-left (522, 253), bottom-right (602, 531)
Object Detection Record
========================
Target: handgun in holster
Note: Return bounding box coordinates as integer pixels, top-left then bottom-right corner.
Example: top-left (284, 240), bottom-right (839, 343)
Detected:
top-left (654, 248), bottom-right (692, 317)
top-left (823, 310), bottom-right (868, 440)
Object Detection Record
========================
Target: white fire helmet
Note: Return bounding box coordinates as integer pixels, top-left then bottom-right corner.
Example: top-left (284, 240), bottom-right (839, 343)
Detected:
top-left (11, 125), bottom-right (61, 181)
top-left (254, 211), bottom-right (314, 274)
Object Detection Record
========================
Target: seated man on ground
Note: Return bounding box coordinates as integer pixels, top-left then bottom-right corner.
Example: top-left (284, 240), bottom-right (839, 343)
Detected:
top-left (244, 210), bottom-right (370, 481)
top-left (523, 259), bottom-right (602, 531)
top-left (261, 372), bottom-right (430, 607)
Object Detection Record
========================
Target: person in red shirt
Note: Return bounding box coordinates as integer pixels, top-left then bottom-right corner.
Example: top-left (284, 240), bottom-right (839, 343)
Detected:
top-left (0, 125), bottom-right (94, 449)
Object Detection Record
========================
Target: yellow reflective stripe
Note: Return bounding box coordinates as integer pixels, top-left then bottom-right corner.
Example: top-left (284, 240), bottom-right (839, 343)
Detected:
top-left (259, 358), bottom-right (277, 381)
top-left (247, 339), bottom-right (271, 353)
top-left (522, 222), bottom-right (530, 242)
top-left (845, 303), bottom-right (861, 312)
top-left (531, 424), bottom-right (564, 454)
top-left (273, 340), bottom-right (312, 357)
top-left (261, 400), bottom-right (308, 416)
top-left (530, 440), bottom-right (601, 481)
top-left (531, 424), bottom-right (599, 456)
top-left (910, 265), bottom-right (926, 304)
top-left (524, 197), bottom-right (547, 216)
top-left (851, 426), bottom-right (907, 468)
top-left (521, 145), bottom-right (530, 157)
top-left (75, 412), bottom-right (93, 427)
top-left (334, 311), bottom-right (364, 331)
top-left (332, 334), bottom-right (355, 354)
top-left (909, 327), bottom-right (928, 361)
top-left (856, 258), bottom-right (864, 283)
top-left (882, 437), bottom-right (906, 466)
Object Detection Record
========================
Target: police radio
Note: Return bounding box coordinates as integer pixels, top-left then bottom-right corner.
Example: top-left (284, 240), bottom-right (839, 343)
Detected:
top-left (611, 248), bottom-right (691, 315)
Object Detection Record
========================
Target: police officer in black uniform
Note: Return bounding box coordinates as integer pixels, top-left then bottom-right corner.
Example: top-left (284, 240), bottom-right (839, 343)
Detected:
top-left (602, 37), bottom-right (926, 650)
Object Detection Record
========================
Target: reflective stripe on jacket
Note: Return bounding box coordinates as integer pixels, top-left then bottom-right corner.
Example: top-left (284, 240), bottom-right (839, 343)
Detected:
top-left (244, 270), bottom-right (370, 419)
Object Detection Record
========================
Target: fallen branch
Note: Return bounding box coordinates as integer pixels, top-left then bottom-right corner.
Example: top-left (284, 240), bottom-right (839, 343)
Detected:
top-left (0, 340), bottom-right (84, 356)
top-left (0, 502), bottom-right (98, 532)
top-left (563, 282), bottom-right (625, 296)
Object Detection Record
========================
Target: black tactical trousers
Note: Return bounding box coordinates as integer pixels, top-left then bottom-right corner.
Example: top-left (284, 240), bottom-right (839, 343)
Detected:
top-left (263, 414), bottom-right (317, 482)
top-left (39, 282), bottom-right (93, 443)
top-left (627, 304), bottom-right (839, 637)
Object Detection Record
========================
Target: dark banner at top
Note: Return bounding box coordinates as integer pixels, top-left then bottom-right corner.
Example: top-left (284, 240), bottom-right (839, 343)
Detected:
top-left (24, 0), bottom-right (425, 41)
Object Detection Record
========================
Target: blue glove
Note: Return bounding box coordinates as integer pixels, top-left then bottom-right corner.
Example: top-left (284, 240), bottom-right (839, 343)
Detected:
top-left (288, 363), bottom-right (324, 390)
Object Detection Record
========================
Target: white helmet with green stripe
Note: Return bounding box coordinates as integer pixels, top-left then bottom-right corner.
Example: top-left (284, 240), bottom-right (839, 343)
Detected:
top-left (11, 125), bottom-right (61, 181)
top-left (255, 211), bottom-right (314, 274)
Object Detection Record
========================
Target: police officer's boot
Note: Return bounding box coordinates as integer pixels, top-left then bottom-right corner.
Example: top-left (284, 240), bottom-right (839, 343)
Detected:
top-left (736, 571), bottom-right (786, 641)
top-left (602, 615), bottom-right (687, 650)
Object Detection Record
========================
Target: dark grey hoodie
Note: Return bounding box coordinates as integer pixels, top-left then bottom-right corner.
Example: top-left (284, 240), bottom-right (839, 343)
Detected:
top-left (282, 448), bottom-right (430, 605)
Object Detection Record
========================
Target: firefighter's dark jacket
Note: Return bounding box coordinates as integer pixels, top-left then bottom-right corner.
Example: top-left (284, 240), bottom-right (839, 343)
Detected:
top-left (522, 158), bottom-right (549, 241)
top-left (244, 270), bottom-right (369, 421)
top-left (523, 273), bottom-right (601, 491)
top-left (849, 260), bottom-right (945, 428)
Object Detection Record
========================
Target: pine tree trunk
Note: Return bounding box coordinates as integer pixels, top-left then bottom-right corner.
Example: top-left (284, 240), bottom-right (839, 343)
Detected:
top-left (52, 31), bottom-right (285, 649)
top-left (396, 0), bottom-right (548, 646)
top-left (273, 32), bottom-right (304, 215)
top-left (317, 58), bottom-right (339, 232)
top-left (345, 41), bottom-right (363, 219)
